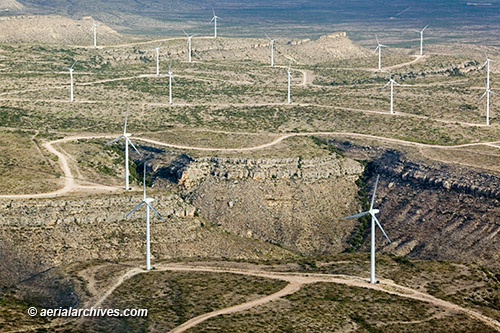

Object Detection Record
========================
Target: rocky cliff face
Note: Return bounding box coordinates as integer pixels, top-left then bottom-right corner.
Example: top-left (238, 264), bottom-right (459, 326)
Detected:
top-left (337, 148), bottom-right (500, 271)
top-left (376, 150), bottom-right (500, 199)
top-left (158, 155), bottom-right (362, 189)
top-left (0, 193), bottom-right (196, 227)
top-left (0, 191), bottom-right (294, 290)
top-left (145, 152), bottom-right (365, 255)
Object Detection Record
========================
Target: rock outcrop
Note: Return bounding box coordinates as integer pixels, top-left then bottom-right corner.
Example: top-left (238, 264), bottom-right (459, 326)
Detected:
top-left (159, 155), bottom-right (362, 189)
top-left (375, 150), bottom-right (500, 199)
top-left (0, 193), bottom-right (196, 227)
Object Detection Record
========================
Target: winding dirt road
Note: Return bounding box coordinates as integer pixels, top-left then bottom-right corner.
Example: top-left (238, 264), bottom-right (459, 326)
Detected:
top-left (88, 263), bottom-right (500, 332)
top-left (0, 135), bottom-right (117, 199)
top-left (1, 131), bottom-right (499, 200)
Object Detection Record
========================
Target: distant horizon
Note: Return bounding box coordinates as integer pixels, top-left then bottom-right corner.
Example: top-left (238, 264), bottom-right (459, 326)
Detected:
top-left (3, 0), bottom-right (500, 44)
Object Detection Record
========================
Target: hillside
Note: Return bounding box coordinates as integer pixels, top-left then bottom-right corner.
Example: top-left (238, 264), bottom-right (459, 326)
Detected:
top-left (0, 15), bottom-right (124, 44)
top-left (185, 32), bottom-right (370, 64)
top-left (0, 0), bottom-right (24, 12)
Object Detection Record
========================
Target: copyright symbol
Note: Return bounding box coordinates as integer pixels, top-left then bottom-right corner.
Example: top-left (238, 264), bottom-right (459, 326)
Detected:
top-left (28, 307), bottom-right (37, 316)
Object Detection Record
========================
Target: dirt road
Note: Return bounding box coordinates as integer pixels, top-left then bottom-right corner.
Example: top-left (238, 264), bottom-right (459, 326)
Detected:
top-left (1, 131), bottom-right (499, 199)
top-left (86, 263), bottom-right (500, 332)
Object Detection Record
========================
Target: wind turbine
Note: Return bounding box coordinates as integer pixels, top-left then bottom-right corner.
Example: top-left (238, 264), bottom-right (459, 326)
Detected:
top-left (106, 106), bottom-right (141, 190)
top-left (266, 34), bottom-right (275, 67)
top-left (166, 60), bottom-right (174, 105)
top-left (480, 80), bottom-right (497, 126)
top-left (184, 30), bottom-right (198, 63)
top-left (481, 53), bottom-right (497, 125)
top-left (91, 19), bottom-right (99, 49)
top-left (287, 63), bottom-right (292, 105)
top-left (152, 42), bottom-right (163, 76)
top-left (126, 164), bottom-right (165, 271)
top-left (343, 175), bottom-right (391, 284)
top-left (383, 74), bottom-right (400, 114)
top-left (483, 52), bottom-right (496, 92)
top-left (63, 61), bottom-right (77, 102)
top-left (413, 25), bottom-right (428, 56)
top-left (374, 35), bottom-right (388, 72)
top-left (211, 9), bottom-right (220, 38)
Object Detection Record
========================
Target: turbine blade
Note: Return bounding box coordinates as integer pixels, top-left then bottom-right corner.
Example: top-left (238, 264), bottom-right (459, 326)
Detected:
top-left (146, 202), bottom-right (165, 222)
top-left (383, 81), bottom-right (391, 88)
top-left (373, 215), bottom-right (391, 243)
top-left (491, 90), bottom-right (498, 96)
top-left (70, 60), bottom-right (77, 69)
top-left (480, 91), bottom-right (487, 100)
top-left (422, 24), bottom-right (429, 31)
top-left (169, 59), bottom-right (172, 71)
top-left (127, 138), bottom-right (141, 155)
top-left (375, 35), bottom-right (380, 44)
top-left (126, 201), bottom-right (144, 218)
top-left (106, 135), bottom-right (123, 145)
top-left (183, 30), bottom-right (188, 37)
top-left (343, 211), bottom-right (370, 220)
top-left (370, 175), bottom-right (380, 210)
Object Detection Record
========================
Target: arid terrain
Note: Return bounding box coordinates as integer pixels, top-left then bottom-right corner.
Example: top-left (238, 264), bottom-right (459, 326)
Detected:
top-left (1, 1), bottom-right (500, 332)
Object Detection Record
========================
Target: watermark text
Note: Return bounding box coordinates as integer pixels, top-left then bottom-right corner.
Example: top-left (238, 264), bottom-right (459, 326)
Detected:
top-left (27, 306), bottom-right (148, 317)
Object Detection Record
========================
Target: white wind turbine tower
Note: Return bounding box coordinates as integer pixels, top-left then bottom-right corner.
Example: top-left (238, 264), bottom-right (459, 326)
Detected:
top-left (343, 175), bottom-right (391, 284)
top-left (287, 63), bottom-right (292, 104)
top-left (480, 79), bottom-right (497, 126)
top-left (481, 52), bottom-right (497, 125)
top-left (152, 42), bottom-right (163, 76)
top-left (383, 74), bottom-right (400, 114)
top-left (184, 30), bottom-right (198, 63)
top-left (375, 35), bottom-right (388, 72)
top-left (106, 106), bottom-right (141, 190)
top-left (266, 34), bottom-right (275, 67)
top-left (211, 9), bottom-right (220, 38)
top-left (63, 61), bottom-right (77, 102)
top-left (126, 164), bottom-right (165, 271)
top-left (166, 60), bottom-right (175, 105)
top-left (413, 25), bottom-right (428, 57)
top-left (91, 19), bottom-right (99, 49)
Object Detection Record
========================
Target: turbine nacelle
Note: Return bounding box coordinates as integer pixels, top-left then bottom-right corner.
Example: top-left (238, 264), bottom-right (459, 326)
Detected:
top-left (481, 89), bottom-right (498, 99)
top-left (342, 175), bottom-right (391, 244)
top-left (374, 35), bottom-right (388, 51)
